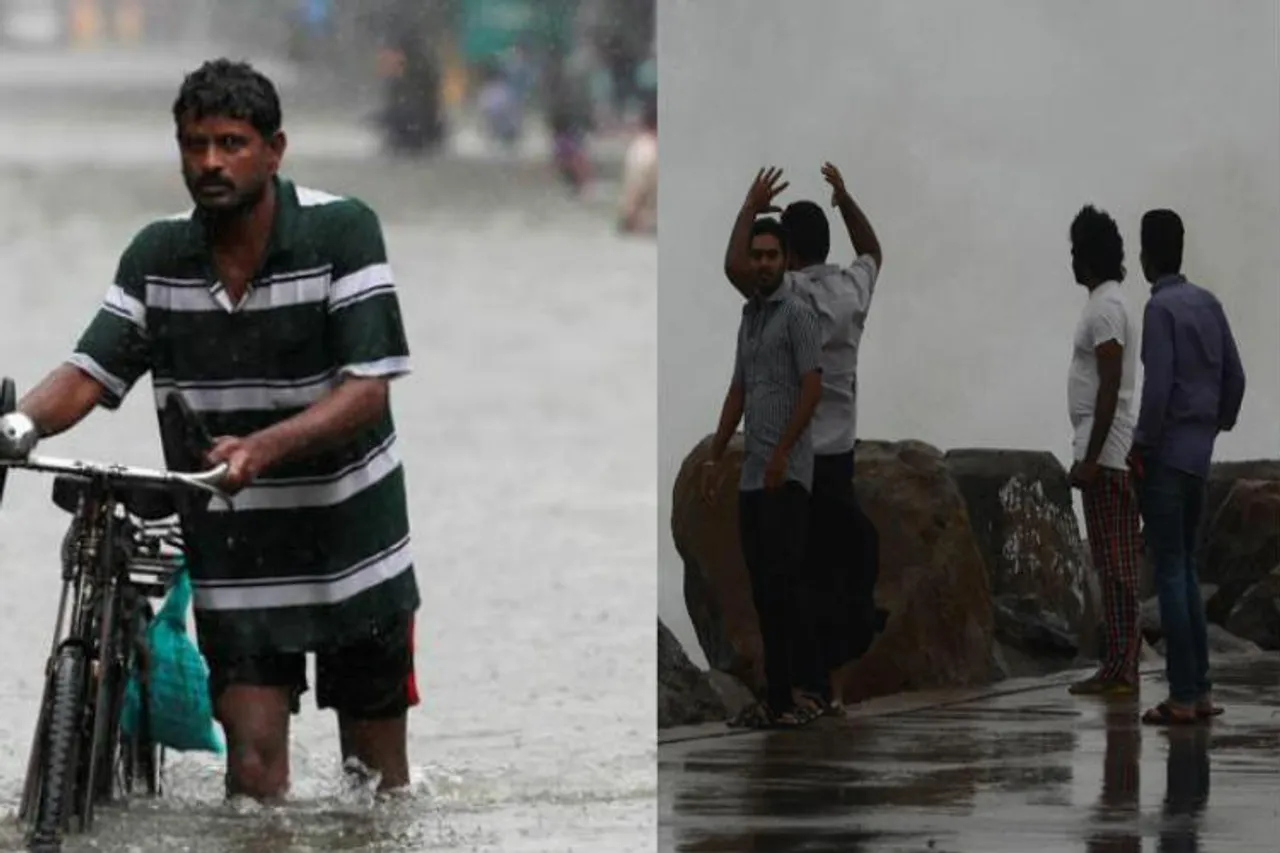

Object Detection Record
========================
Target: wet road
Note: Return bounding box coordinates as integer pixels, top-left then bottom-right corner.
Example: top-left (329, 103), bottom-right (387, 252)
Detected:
top-left (660, 654), bottom-right (1280, 852)
top-left (0, 49), bottom-right (655, 853)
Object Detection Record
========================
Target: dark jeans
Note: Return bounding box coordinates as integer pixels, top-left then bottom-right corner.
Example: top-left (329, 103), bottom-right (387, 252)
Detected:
top-left (739, 482), bottom-right (812, 713)
top-left (1138, 459), bottom-right (1211, 704)
top-left (805, 451), bottom-right (881, 698)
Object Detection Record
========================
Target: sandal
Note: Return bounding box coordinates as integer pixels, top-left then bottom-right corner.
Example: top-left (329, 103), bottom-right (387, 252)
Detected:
top-left (1196, 702), bottom-right (1224, 718)
top-left (727, 701), bottom-right (777, 730)
top-left (1141, 701), bottom-right (1200, 726)
top-left (775, 694), bottom-right (824, 729)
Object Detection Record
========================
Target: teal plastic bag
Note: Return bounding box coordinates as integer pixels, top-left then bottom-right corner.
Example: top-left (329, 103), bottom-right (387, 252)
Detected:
top-left (119, 563), bottom-right (223, 754)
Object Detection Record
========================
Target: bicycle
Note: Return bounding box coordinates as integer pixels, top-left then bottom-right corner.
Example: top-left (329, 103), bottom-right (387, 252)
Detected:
top-left (0, 376), bottom-right (231, 853)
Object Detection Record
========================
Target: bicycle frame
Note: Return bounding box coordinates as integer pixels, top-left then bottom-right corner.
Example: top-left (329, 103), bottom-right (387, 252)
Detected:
top-left (0, 454), bottom-right (229, 846)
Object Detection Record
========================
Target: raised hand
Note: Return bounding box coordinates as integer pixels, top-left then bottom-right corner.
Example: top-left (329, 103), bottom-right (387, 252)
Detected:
top-left (745, 167), bottom-right (789, 215)
top-left (821, 161), bottom-right (849, 206)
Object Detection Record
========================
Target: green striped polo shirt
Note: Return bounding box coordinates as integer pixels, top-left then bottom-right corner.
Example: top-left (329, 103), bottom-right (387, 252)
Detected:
top-left (69, 175), bottom-right (420, 656)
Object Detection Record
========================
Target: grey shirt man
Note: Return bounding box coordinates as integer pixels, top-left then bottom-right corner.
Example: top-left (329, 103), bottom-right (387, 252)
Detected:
top-left (733, 286), bottom-right (824, 491)
top-left (784, 254), bottom-right (878, 456)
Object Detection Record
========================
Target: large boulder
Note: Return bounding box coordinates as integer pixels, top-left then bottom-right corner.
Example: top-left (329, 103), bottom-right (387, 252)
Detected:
top-left (1199, 480), bottom-right (1280, 625)
top-left (945, 449), bottom-right (1101, 661)
top-left (658, 620), bottom-right (728, 728)
top-left (834, 440), bottom-right (996, 702)
top-left (1224, 566), bottom-right (1280, 651)
top-left (672, 436), bottom-right (997, 705)
top-left (1205, 460), bottom-right (1280, 531)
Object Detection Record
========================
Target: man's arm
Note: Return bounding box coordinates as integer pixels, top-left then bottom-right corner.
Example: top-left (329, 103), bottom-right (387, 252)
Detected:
top-left (1217, 305), bottom-right (1246, 431)
top-left (251, 376), bottom-right (390, 466)
top-left (707, 382), bottom-right (745, 462)
top-left (17, 364), bottom-right (105, 438)
top-left (1133, 302), bottom-right (1174, 451)
top-left (1084, 340), bottom-right (1123, 464)
top-left (724, 168), bottom-right (788, 298)
top-left (823, 163), bottom-right (882, 271)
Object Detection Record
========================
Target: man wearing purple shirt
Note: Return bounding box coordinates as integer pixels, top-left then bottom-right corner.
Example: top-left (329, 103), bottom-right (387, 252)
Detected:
top-left (1130, 209), bottom-right (1246, 727)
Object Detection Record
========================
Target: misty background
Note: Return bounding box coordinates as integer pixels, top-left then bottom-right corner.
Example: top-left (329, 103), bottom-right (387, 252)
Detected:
top-left (658, 0), bottom-right (1280, 664)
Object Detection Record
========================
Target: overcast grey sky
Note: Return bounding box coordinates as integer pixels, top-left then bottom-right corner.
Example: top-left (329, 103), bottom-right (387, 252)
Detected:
top-left (657, 0), bottom-right (1280, 662)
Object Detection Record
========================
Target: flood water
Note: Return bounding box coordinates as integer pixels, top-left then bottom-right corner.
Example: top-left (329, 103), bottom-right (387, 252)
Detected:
top-left (0, 50), bottom-right (656, 852)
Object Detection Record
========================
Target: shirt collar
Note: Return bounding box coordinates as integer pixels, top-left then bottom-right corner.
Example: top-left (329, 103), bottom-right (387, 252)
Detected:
top-left (1152, 272), bottom-right (1186, 293)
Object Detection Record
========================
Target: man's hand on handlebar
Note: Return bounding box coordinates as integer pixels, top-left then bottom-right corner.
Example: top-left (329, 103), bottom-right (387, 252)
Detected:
top-left (206, 433), bottom-right (280, 494)
top-left (0, 412), bottom-right (39, 460)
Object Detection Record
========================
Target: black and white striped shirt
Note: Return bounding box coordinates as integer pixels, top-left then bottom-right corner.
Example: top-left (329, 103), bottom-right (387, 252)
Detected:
top-left (732, 285), bottom-right (824, 491)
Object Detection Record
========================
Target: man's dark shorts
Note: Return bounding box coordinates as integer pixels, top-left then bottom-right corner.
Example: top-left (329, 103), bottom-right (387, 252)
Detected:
top-left (206, 613), bottom-right (419, 721)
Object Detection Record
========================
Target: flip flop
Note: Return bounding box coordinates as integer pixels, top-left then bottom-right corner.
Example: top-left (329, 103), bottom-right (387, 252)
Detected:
top-left (727, 701), bottom-right (776, 730)
top-left (1197, 704), bottom-right (1224, 718)
top-left (1141, 701), bottom-right (1200, 726)
top-left (774, 698), bottom-right (824, 729)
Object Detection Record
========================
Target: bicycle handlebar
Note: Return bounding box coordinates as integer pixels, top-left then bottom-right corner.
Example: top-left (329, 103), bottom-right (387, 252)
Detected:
top-left (0, 454), bottom-right (234, 511)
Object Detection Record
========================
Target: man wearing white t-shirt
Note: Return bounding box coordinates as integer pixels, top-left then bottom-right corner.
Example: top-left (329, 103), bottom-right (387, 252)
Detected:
top-left (723, 164), bottom-right (884, 718)
top-left (1065, 204), bottom-right (1143, 696)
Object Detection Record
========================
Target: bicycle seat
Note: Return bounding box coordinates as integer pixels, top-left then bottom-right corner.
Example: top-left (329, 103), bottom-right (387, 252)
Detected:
top-left (52, 475), bottom-right (182, 522)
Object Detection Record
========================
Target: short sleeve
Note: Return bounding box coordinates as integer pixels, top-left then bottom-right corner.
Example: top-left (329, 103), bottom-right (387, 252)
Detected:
top-left (324, 200), bottom-right (412, 379)
top-left (68, 234), bottom-right (153, 410)
top-left (786, 300), bottom-right (823, 376)
top-left (840, 254), bottom-right (879, 315)
top-left (1087, 297), bottom-right (1128, 349)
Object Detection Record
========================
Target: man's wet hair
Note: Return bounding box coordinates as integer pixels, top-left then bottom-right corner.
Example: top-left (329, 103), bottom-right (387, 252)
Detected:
top-left (751, 217), bottom-right (788, 256)
top-left (1070, 204), bottom-right (1126, 282)
top-left (781, 201), bottom-right (830, 265)
top-left (1141, 209), bottom-right (1184, 276)
top-left (173, 58), bottom-right (282, 140)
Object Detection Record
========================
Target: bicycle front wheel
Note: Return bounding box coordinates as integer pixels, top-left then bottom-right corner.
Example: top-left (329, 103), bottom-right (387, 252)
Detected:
top-left (27, 645), bottom-right (87, 852)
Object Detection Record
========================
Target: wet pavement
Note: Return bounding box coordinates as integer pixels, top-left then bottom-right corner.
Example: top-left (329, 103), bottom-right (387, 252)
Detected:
top-left (659, 653), bottom-right (1280, 852)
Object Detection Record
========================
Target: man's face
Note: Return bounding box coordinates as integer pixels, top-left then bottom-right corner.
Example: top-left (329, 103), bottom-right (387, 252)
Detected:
top-left (749, 233), bottom-right (786, 293)
top-left (178, 113), bottom-right (284, 218)
top-left (1070, 243), bottom-right (1088, 285)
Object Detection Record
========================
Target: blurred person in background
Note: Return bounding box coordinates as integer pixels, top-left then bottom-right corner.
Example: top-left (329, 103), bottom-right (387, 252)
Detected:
top-left (477, 60), bottom-right (524, 152)
top-left (544, 51), bottom-right (594, 195)
top-left (373, 0), bottom-right (445, 156)
top-left (617, 94), bottom-right (656, 235)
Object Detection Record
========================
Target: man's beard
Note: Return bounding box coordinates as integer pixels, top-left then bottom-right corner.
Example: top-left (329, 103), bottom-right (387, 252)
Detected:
top-left (755, 269), bottom-right (783, 296)
top-left (188, 175), bottom-right (268, 223)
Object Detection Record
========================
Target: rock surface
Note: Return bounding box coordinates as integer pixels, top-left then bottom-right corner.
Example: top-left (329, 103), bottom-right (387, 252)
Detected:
top-left (669, 433), bottom-right (1280, 710)
top-left (835, 441), bottom-right (997, 702)
top-left (1205, 460), bottom-right (1280, 532)
top-left (946, 449), bottom-right (1101, 660)
top-left (1224, 566), bottom-right (1280, 651)
top-left (658, 619), bottom-right (728, 728)
top-left (1199, 479), bottom-right (1280, 625)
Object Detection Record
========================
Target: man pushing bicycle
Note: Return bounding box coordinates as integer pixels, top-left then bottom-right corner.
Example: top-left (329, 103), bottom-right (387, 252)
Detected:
top-left (0, 58), bottom-right (419, 803)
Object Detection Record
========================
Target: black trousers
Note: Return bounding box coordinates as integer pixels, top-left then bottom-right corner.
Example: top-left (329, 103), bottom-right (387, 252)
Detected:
top-left (739, 483), bottom-right (812, 713)
top-left (804, 451), bottom-right (881, 698)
